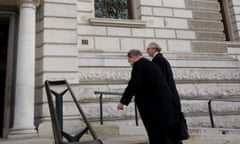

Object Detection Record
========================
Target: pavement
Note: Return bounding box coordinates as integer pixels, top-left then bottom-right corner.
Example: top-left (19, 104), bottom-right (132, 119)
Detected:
top-left (0, 135), bottom-right (148, 144)
top-left (1, 127), bottom-right (240, 144)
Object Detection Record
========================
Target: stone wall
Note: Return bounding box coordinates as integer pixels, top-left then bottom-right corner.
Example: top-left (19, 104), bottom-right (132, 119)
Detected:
top-left (230, 0), bottom-right (240, 40)
top-left (36, 0), bottom-right (240, 135)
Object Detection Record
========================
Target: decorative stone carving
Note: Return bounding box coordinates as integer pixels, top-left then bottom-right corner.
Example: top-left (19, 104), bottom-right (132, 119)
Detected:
top-left (78, 68), bottom-right (240, 82)
top-left (79, 69), bottom-right (130, 82)
top-left (178, 84), bottom-right (240, 98)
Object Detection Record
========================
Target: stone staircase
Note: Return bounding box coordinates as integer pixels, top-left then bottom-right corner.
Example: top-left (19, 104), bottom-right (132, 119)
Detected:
top-left (37, 48), bottom-right (240, 143)
top-left (74, 51), bottom-right (240, 129)
top-left (94, 125), bottom-right (240, 144)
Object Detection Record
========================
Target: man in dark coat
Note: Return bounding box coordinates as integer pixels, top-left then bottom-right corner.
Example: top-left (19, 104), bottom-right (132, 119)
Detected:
top-left (117, 49), bottom-right (180, 144)
top-left (147, 42), bottom-right (183, 144)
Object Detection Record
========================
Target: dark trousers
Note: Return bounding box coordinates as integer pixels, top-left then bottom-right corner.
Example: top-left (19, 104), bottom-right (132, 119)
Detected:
top-left (148, 138), bottom-right (182, 144)
top-left (171, 140), bottom-right (183, 144)
top-left (147, 127), bottom-right (173, 144)
top-left (148, 136), bottom-right (172, 144)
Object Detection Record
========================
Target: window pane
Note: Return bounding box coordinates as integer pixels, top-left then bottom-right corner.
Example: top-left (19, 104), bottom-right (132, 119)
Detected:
top-left (95, 0), bottom-right (105, 7)
top-left (95, 0), bottom-right (130, 19)
top-left (119, 0), bottom-right (127, 8)
top-left (119, 9), bottom-right (128, 19)
top-left (108, 7), bottom-right (117, 19)
top-left (95, 8), bottom-right (106, 18)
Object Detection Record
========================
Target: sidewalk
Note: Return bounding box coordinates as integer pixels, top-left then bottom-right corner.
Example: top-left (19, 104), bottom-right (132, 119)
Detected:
top-left (0, 135), bottom-right (148, 144)
top-left (1, 127), bottom-right (240, 144)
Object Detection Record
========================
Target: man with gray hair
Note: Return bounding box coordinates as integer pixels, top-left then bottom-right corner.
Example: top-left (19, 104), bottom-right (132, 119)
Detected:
top-left (147, 42), bottom-right (183, 144)
top-left (117, 49), bottom-right (180, 144)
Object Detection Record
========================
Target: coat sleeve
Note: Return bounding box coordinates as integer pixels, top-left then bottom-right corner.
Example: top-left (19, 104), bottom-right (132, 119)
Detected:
top-left (120, 63), bottom-right (142, 105)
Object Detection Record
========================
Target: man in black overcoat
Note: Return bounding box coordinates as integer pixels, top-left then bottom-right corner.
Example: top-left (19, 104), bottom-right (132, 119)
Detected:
top-left (117, 49), bottom-right (180, 144)
top-left (147, 42), bottom-right (183, 144)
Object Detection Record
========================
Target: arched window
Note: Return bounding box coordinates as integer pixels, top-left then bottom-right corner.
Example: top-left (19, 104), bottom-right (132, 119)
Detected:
top-left (95, 0), bottom-right (133, 19)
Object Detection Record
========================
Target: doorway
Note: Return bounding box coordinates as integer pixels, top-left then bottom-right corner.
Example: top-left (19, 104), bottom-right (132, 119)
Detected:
top-left (0, 17), bottom-right (9, 137)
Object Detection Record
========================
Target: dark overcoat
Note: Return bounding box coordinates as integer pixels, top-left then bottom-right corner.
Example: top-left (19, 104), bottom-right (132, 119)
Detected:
top-left (120, 57), bottom-right (179, 143)
top-left (152, 53), bottom-right (181, 112)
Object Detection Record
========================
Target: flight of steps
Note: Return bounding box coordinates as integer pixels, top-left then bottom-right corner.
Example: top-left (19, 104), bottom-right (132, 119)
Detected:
top-left (75, 51), bottom-right (240, 129)
top-left (38, 48), bottom-right (240, 141)
top-left (93, 125), bottom-right (240, 144)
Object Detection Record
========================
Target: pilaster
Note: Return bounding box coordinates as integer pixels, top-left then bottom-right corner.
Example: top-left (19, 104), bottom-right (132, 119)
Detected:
top-left (9, 0), bottom-right (39, 138)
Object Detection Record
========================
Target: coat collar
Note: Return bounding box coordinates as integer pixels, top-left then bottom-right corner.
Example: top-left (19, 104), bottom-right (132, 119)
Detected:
top-left (152, 53), bottom-right (162, 60)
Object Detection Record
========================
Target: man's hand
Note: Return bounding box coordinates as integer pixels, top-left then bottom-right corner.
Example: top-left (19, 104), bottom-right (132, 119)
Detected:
top-left (117, 102), bottom-right (124, 110)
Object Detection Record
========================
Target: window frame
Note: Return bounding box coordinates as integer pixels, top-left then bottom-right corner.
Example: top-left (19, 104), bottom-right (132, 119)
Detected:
top-left (94, 0), bottom-right (133, 19)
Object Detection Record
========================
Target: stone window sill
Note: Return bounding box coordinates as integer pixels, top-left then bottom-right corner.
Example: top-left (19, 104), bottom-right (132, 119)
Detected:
top-left (88, 18), bottom-right (146, 28)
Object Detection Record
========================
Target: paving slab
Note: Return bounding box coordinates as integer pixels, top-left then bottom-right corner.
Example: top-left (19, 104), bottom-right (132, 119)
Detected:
top-left (1, 127), bottom-right (240, 144)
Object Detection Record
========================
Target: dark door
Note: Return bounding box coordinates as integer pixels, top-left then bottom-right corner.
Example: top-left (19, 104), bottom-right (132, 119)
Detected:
top-left (0, 18), bottom-right (9, 137)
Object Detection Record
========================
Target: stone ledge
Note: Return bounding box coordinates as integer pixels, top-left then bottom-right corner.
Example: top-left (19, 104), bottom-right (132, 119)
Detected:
top-left (88, 18), bottom-right (147, 28)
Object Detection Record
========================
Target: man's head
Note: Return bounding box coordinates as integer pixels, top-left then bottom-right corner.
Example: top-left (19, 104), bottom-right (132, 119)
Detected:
top-left (127, 49), bottom-right (143, 65)
top-left (146, 42), bottom-right (161, 57)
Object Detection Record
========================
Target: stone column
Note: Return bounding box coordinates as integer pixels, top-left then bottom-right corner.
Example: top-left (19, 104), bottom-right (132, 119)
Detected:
top-left (9, 0), bottom-right (39, 137)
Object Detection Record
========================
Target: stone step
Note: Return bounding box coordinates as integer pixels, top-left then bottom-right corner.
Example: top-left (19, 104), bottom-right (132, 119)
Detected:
top-left (170, 58), bottom-right (239, 68)
top-left (77, 50), bottom-right (239, 67)
top-left (98, 126), bottom-right (240, 144)
top-left (93, 125), bottom-right (240, 144)
top-left (4, 126), bottom-right (240, 144)
top-left (39, 97), bottom-right (240, 132)
top-left (184, 127), bottom-right (240, 144)
top-left (38, 101), bottom-right (240, 137)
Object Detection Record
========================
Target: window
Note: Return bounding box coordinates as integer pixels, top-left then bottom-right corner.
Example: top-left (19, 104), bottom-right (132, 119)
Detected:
top-left (95, 0), bottom-right (133, 19)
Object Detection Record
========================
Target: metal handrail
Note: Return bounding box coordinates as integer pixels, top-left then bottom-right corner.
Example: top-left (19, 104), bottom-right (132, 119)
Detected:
top-left (174, 97), bottom-right (240, 128)
top-left (207, 98), bottom-right (240, 128)
top-left (94, 91), bottom-right (139, 126)
top-left (45, 80), bottom-right (103, 143)
top-left (94, 91), bottom-right (240, 128)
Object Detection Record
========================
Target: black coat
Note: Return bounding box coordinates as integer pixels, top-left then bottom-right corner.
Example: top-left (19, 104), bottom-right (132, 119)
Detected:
top-left (152, 53), bottom-right (181, 112)
top-left (120, 58), bottom-right (179, 139)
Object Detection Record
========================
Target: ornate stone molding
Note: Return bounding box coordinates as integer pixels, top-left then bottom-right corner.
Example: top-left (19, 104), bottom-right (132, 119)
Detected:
top-left (173, 69), bottom-right (240, 81)
top-left (79, 69), bottom-right (130, 82)
top-left (78, 68), bottom-right (240, 82)
top-left (177, 84), bottom-right (240, 98)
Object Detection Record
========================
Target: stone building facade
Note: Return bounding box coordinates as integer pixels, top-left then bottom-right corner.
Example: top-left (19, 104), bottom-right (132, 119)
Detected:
top-left (0, 0), bottom-right (240, 138)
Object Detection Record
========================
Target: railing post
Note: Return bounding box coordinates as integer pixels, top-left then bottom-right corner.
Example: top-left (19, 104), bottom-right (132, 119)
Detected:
top-left (99, 93), bottom-right (103, 125)
top-left (95, 91), bottom-right (140, 126)
top-left (208, 99), bottom-right (215, 128)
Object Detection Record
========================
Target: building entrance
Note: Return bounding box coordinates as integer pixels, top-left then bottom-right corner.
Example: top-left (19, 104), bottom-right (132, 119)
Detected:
top-left (0, 18), bottom-right (9, 137)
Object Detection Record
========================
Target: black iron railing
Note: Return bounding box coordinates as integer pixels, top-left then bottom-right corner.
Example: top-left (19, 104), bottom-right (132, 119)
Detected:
top-left (207, 98), bottom-right (240, 128)
top-left (94, 91), bottom-right (139, 126)
top-left (45, 80), bottom-right (103, 144)
top-left (94, 91), bottom-right (240, 128)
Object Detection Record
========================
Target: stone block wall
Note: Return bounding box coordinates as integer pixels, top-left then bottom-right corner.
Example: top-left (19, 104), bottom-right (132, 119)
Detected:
top-left (35, 0), bottom-right (240, 134)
